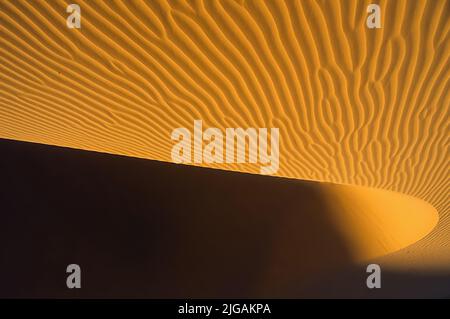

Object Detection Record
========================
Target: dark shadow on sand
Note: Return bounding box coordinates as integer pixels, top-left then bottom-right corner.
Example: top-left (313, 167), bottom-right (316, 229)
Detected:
top-left (298, 264), bottom-right (450, 299)
top-left (0, 139), bottom-right (447, 298)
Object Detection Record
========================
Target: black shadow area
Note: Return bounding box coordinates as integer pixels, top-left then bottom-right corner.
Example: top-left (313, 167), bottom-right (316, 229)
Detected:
top-left (0, 139), bottom-right (355, 298)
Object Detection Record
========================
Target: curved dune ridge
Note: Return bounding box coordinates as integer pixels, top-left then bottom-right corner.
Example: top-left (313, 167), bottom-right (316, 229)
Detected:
top-left (0, 0), bottom-right (449, 272)
top-left (276, 182), bottom-right (440, 263)
top-left (0, 138), bottom-right (440, 298)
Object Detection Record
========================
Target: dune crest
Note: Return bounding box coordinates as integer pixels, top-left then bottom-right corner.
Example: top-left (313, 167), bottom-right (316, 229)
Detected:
top-left (318, 184), bottom-right (439, 260)
top-left (0, 139), bottom-right (441, 297)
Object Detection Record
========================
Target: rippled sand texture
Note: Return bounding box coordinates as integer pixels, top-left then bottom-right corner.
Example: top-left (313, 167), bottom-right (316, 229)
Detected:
top-left (0, 0), bottom-right (449, 270)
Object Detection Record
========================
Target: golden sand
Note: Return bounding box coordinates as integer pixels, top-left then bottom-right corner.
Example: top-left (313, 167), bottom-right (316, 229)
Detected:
top-left (0, 0), bottom-right (449, 270)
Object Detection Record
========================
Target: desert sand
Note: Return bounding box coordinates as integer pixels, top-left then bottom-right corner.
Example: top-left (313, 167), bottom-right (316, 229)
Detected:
top-left (0, 139), bottom-right (439, 297)
top-left (0, 0), bottom-right (449, 296)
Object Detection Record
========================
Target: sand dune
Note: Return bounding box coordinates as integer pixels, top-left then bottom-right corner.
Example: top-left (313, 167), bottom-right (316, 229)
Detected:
top-left (0, 0), bottom-right (449, 293)
top-left (0, 139), bottom-right (440, 297)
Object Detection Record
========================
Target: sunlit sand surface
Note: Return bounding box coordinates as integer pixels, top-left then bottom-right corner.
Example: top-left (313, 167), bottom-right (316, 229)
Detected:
top-left (0, 0), bottom-right (449, 296)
